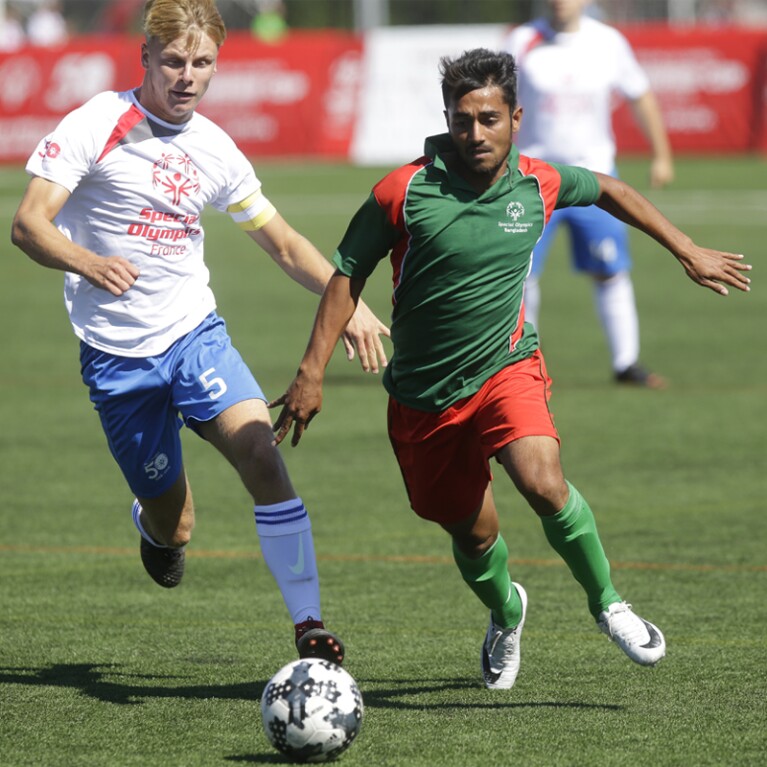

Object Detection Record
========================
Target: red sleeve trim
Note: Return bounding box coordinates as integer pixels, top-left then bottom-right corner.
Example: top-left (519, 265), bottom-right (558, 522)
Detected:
top-left (371, 157), bottom-right (430, 305)
top-left (517, 154), bottom-right (562, 225)
top-left (372, 156), bottom-right (430, 233)
top-left (518, 30), bottom-right (547, 61)
top-left (96, 104), bottom-right (146, 164)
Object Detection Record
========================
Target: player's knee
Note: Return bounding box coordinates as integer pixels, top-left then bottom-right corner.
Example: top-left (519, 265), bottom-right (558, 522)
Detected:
top-left (452, 529), bottom-right (498, 559)
top-left (516, 471), bottom-right (567, 516)
top-left (248, 439), bottom-right (283, 478)
top-left (239, 442), bottom-right (295, 502)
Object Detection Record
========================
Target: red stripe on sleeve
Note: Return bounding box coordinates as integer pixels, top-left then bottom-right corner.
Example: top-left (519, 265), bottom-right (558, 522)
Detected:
top-left (372, 156), bottom-right (429, 232)
top-left (518, 154), bottom-right (562, 225)
top-left (519, 30), bottom-right (547, 60)
top-left (372, 157), bottom-right (430, 303)
top-left (96, 105), bottom-right (146, 163)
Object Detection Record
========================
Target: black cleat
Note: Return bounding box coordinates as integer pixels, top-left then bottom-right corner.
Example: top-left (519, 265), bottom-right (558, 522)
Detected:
top-left (295, 620), bottom-right (345, 665)
top-left (140, 538), bottom-right (185, 588)
top-left (615, 363), bottom-right (668, 390)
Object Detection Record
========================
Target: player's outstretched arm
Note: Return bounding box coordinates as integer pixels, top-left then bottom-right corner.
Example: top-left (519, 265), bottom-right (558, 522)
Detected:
top-left (249, 214), bottom-right (389, 372)
top-left (594, 173), bottom-right (752, 296)
top-left (270, 272), bottom-right (362, 447)
top-left (12, 176), bottom-right (139, 295)
top-left (630, 91), bottom-right (674, 189)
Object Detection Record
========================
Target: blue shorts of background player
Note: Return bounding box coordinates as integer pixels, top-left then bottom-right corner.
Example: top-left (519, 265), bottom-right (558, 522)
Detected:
top-left (531, 203), bottom-right (631, 279)
top-left (524, 175), bottom-right (665, 388)
top-left (81, 311), bottom-right (265, 498)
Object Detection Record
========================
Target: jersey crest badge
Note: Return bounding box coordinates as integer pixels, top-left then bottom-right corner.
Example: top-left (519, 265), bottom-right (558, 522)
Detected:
top-left (152, 153), bottom-right (201, 206)
top-left (498, 201), bottom-right (533, 234)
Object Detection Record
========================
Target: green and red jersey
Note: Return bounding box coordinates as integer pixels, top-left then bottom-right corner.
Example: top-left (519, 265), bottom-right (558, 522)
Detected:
top-left (332, 133), bottom-right (600, 412)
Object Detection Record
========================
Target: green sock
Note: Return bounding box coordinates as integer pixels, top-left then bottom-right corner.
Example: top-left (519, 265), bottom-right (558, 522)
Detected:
top-left (452, 534), bottom-right (523, 629)
top-left (540, 481), bottom-right (621, 619)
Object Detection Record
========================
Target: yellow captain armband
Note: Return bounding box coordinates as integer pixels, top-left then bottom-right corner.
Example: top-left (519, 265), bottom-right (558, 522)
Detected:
top-left (227, 189), bottom-right (277, 231)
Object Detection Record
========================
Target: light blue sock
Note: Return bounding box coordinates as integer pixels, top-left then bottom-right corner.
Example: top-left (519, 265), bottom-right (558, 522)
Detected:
top-left (254, 498), bottom-right (321, 625)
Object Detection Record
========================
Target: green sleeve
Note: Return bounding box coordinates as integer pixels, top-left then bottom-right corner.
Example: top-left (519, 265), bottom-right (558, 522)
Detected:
top-left (331, 192), bottom-right (399, 278)
top-left (551, 163), bottom-right (601, 209)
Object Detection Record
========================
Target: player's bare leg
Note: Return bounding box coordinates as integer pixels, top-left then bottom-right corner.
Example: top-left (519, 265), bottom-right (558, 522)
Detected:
top-left (134, 470), bottom-right (194, 588)
top-left (199, 399), bottom-right (344, 664)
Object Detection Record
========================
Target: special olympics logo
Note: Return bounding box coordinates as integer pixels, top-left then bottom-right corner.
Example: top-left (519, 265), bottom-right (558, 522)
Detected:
top-left (151, 153), bottom-right (201, 206)
top-left (506, 201), bottom-right (525, 221)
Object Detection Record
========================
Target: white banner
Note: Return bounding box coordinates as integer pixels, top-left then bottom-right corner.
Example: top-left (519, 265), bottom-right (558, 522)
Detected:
top-left (351, 25), bottom-right (509, 166)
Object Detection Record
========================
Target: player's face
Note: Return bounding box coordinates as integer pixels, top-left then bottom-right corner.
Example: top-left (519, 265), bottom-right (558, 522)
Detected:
top-left (445, 85), bottom-right (522, 191)
top-left (545, 0), bottom-right (590, 30)
top-left (139, 32), bottom-right (219, 124)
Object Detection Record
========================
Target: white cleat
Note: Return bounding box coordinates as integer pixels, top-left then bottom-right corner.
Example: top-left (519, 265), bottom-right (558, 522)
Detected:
top-left (598, 601), bottom-right (666, 666)
top-left (481, 583), bottom-right (527, 690)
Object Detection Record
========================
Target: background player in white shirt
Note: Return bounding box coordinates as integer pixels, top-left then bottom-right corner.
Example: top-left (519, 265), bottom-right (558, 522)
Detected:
top-left (505, 0), bottom-right (674, 387)
top-left (11, 0), bottom-right (390, 665)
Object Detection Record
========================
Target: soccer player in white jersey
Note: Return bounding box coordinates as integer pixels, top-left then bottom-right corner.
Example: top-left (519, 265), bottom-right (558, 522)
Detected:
top-left (11, 0), bottom-right (390, 666)
top-left (504, 0), bottom-right (674, 388)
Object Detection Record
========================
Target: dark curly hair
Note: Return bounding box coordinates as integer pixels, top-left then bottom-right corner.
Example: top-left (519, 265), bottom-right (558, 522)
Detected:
top-left (439, 48), bottom-right (518, 111)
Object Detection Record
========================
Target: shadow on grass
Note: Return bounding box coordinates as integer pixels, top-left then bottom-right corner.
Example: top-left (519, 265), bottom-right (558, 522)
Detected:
top-left (0, 663), bottom-right (622, 712)
top-left (224, 678), bottom-right (623, 764)
top-left (0, 663), bottom-right (265, 705)
top-left (1, 664), bottom-right (623, 765)
top-left (356, 677), bottom-right (623, 712)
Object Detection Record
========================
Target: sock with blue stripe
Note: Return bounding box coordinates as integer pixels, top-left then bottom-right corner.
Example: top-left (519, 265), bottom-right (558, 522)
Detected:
top-left (254, 498), bottom-right (321, 625)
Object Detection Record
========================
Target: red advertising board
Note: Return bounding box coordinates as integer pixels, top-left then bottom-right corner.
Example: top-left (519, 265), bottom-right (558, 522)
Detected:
top-left (0, 26), bottom-right (765, 163)
top-left (0, 36), bottom-right (141, 163)
top-left (197, 31), bottom-right (363, 158)
top-left (0, 31), bottom-right (362, 164)
top-left (614, 24), bottom-right (767, 154)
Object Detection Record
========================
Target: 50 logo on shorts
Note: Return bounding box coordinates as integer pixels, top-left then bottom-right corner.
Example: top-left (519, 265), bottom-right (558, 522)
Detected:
top-left (144, 451), bottom-right (171, 482)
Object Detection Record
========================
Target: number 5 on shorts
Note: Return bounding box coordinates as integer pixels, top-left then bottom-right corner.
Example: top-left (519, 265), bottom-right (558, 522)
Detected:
top-left (199, 367), bottom-right (228, 400)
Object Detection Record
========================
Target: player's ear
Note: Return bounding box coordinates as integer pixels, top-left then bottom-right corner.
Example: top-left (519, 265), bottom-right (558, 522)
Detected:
top-left (511, 105), bottom-right (523, 133)
top-left (443, 109), bottom-right (449, 129)
top-left (141, 42), bottom-right (149, 70)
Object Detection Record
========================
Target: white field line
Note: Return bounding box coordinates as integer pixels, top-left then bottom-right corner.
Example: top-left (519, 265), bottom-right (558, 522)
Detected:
top-left (1, 190), bottom-right (765, 225)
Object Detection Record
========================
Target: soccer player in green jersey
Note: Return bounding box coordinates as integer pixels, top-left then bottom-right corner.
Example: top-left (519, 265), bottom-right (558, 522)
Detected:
top-left (271, 49), bottom-right (751, 689)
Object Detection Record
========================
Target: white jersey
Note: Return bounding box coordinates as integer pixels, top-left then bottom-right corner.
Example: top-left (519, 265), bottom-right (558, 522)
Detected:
top-left (504, 16), bottom-right (649, 173)
top-left (26, 89), bottom-right (262, 357)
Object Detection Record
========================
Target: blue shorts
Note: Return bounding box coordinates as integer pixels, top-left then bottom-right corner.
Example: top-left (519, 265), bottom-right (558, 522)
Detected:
top-left (80, 312), bottom-right (266, 498)
top-left (532, 203), bottom-right (631, 278)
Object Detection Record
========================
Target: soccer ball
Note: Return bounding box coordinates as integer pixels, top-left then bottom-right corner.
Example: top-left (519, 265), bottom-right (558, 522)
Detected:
top-left (261, 658), bottom-right (364, 763)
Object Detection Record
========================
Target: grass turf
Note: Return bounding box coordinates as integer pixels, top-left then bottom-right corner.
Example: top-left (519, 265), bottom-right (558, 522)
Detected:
top-left (0, 156), bottom-right (765, 766)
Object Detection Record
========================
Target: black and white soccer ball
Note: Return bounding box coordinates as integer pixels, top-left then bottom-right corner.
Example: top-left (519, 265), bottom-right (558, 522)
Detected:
top-left (261, 658), bottom-right (364, 763)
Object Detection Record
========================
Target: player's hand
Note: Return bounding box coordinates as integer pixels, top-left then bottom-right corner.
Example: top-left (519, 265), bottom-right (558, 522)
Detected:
top-left (649, 156), bottom-right (674, 189)
top-left (84, 256), bottom-right (140, 296)
top-left (269, 374), bottom-right (323, 447)
top-left (677, 248), bottom-right (752, 296)
top-left (341, 300), bottom-right (390, 373)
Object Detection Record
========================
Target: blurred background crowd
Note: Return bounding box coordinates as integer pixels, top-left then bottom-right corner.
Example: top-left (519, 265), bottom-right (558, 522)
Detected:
top-left (2, 0), bottom-right (766, 50)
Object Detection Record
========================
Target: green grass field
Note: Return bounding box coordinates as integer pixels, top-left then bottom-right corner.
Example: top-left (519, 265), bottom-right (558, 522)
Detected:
top-left (0, 156), bottom-right (765, 766)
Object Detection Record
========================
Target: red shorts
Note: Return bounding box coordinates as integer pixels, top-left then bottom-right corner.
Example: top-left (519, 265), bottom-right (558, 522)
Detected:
top-left (387, 350), bottom-right (559, 525)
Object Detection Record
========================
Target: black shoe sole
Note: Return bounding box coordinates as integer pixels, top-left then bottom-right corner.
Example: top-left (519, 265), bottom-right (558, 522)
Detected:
top-left (296, 628), bottom-right (345, 665)
top-left (140, 538), bottom-right (185, 588)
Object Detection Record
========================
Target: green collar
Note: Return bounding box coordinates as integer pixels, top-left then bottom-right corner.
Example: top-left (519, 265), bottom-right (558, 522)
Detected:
top-left (423, 133), bottom-right (520, 195)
